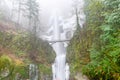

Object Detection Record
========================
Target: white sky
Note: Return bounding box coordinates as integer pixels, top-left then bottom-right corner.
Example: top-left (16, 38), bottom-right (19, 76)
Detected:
top-left (38, 0), bottom-right (74, 29)
top-left (39, 0), bottom-right (73, 10)
top-left (39, 0), bottom-right (73, 16)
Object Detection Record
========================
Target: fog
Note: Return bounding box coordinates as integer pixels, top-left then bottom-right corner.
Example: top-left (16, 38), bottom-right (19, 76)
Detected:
top-left (0, 0), bottom-right (85, 36)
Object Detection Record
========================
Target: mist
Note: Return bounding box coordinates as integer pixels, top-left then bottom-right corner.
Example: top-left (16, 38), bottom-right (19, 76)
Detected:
top-left (0, 0), bottom-right (119, 80)
top-left (0, 0), bottom-right (85, 36)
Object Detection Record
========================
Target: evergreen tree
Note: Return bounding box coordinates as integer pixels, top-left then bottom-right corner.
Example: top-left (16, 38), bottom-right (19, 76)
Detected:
top-left (24, 0), bottom-right (39, 27)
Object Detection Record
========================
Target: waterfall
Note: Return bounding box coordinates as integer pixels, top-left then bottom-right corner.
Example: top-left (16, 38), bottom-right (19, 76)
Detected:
top-left (41, 0), bottom-right (85, 80)
top-left (49, 10), bottom-right (70, 80)
top-left (29, 64), bottom-right (39, 80)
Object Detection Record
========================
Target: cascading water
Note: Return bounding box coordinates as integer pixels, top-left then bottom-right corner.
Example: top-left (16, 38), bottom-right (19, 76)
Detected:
top-left (29, 64), bottom-right (39, 80)
top-left (41, 0), bottom-right (85, 80)
top-left (50, 10), bottom-right (68, 80)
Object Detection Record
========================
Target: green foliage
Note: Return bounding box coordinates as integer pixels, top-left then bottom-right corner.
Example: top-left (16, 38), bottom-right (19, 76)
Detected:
top-left (0, 55), bottom-right (29, 80)
top-left (0, 55), bottom-right (14, 80)
top-left (0, 30), bottom-right (55, 78)
top-left (0, 31), bottom-right (55, 63)
top-left (103, 0), bottom-right (120, 25)
top-left (82, 0), bottom-right (120, 80)
top-left (67, 0), bottom-right (104, 75)
top-left (68, 0), bottom-right (120, 79)
top-left (13, 65), bottom-right (29, 79)
top-left (38, 64), bottom-right (51, 75)
top-left (83, 25), bottom-right (120, 79)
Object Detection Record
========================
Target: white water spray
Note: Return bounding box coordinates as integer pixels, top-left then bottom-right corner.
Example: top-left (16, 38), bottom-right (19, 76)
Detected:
top-left (41, 0), bottom-right (85, 80)
top-left (29, 64), bottom-right (39, 80)
top-left (50, 10), bottom-right (68, 80)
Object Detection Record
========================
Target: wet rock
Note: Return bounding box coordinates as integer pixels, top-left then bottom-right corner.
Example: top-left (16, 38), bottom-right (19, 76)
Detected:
top-left (75, 73), bottom-right (89, 80)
